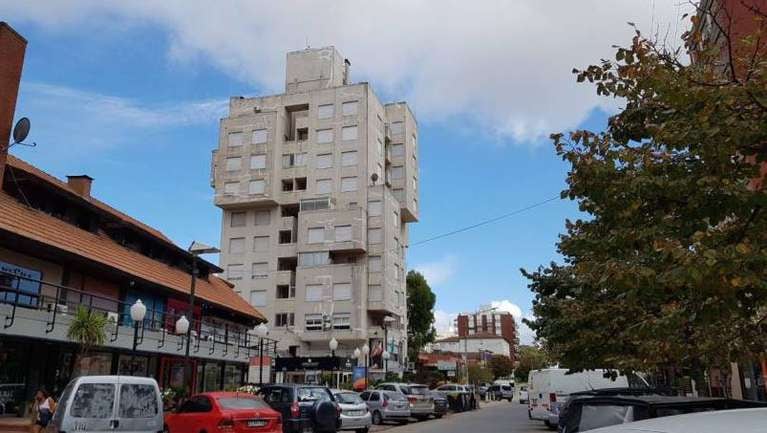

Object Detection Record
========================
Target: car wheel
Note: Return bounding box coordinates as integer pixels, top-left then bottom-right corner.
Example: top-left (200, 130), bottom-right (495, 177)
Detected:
top-left (356, 428), bottom-right (369, 433)
top-left (435, 414), bottom-right (443, 419)
top-left (372, 411), bottom-right (383, 425)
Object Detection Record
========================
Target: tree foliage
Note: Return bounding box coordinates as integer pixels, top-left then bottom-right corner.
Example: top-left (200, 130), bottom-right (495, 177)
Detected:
top-left (67, 306), bottom-right (108, 355)
top-left (525, 9), bottom-right (767, 376)
top-left (407, 270), bottom-right (437, 360)
top-left (514, 345), bottom-right (549, 383)
top-left (488, 355), bottom-right (515, 379)
top-left (468, 364), bottom-right (494, 385)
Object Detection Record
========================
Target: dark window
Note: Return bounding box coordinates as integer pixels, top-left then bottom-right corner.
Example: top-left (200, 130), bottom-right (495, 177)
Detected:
top-left (297, 128), bottom-right (308, 141)
top-left (279, 230), bottom-right (293, 244)
top-left (359, 392), bottom-right (370, 401)
top-left (275, 313), bottom-right (295, 327)
top-left (217, 397), bottom-right (270, 410)
top-left (295, 177), bottom-right (307, 191)
top-left (276, 285), bottom-right (294, 299)
top-left (369, 392), bottom-right (380, 402)
top-left (282, 179), bottom-right (294, 192)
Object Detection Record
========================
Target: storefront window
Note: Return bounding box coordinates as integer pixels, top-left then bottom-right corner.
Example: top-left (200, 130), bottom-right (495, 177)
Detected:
top-left (117, 355), bottom-right (149, 376)
top-left (224, 364), bottom-right (242, 391)
top-left (203, 363), bottom-right (222, 392)
top-left (73, 352), bottom-right (112, 377)
top-left (0, 341), bottom-right (27, 416)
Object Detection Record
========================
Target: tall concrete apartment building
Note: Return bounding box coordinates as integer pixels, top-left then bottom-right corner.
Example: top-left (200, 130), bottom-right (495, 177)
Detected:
top-left (211, 47), bottom-right (418, 383)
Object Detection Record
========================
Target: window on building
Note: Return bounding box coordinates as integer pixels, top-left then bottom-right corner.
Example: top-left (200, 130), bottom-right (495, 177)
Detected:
top-left (369, 285), bottom-right (383, 302)
top-left (341, 151), bottom-right (358, 167)
top-left (250, 154), bottom-right (267, 170)
top-left (333, 313), bottom-right (351, 330)
top-left (224, 182), bottom-right (239, 195)
top-left (341, 177), bottom-right (357, 192)
top-left (393, 188), bottom-right (404, 201)
top-left (317, 129), bottom-right (334, 144)
top-left (227, 264), bottom-right (244, 280)
top-left (231, 211), bottom-right (246, 227)
top-left (393, 263), bottom-right (400, 281)
top-left (282, 179), bottom-right (294, 192)
top-left (252, 129), bottom-right (268, 144)
top-left (305, 314), bottom-right (323, 331)
top-left (318, 104), bottom-right (334, 119)
top-left (333, 283), bottom-right (352, 301)
top-left (341, 125), bottom-right (358, 141)
top-left (342, 101), bottom-right (358, 116)
top-left (308, 227), bottom-right (325, 244)
top-left (413, 198), bottom-right (418, 212)
top-left (252, 262), bottom-right (268, 279)
top-left (282, 153), bottom-right (306, 168)
top-left (229, 237), bottom-right (245, 254)
top-left (300, 197), bottom-right (331, 211)
top-left (299, 251), bottom-right (330, 267)
top-left (297, 128), bottom-right (309, 141)
top-left (368, 256), bottom-right (382, 272)
top-left (275, 313), bottom-right (295, 327)
top-left (249, 290), bottom-right (267, 307)
top-left (249, 179), bottom-right (265, 195)
top-left (390, 121), bottom-right (404, 134)
top-left (368, 200), bottom-right (382, 216)
top-left (228, 132), bottom-right (243, 147)
top-left (412, 177), bottom-right (417, 191)
top-left (305, 284), bottom-right (324, 302)
top-left (391, 166), bottom-right (404, 179)
top-left (368, 228), bottom-right (382, 243)
top-left (393, 211), bottom-right (400, 228)
top-left (316, 179), bottom-right (332, 194)
top-left (279, 230), bottom-right (293, 244)
top-left (295, 177), bottom-right (307, 190)
top-left (335, 225), bottom-right (352, 242)
top-left (276, 285), bottom-right (295, 299)
top-left (377, 138), bottom-right (384, 156)
top-left (253, 236), bottom-right (269, 251)
top-left (254, 210), bottom-right (270, 226)
top-left (316, 153), bottom-right (333, 169)
top-left (225, 157), bottom-right (242, 172)
top-left (391, 144), bottom-right (405, 157)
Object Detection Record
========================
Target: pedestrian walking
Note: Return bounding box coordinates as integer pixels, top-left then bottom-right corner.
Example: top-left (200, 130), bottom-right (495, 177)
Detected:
top-left (30, 389), bottom-right (55, 433)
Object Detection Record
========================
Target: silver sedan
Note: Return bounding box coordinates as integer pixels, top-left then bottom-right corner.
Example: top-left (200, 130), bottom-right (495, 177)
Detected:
top-left (332, 390), bottom-right (372, 433)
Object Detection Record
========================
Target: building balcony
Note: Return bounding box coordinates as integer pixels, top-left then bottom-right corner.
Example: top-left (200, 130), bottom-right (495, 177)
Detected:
top-left (298, 207), bottom-right (367, 254)
top-left (281, 216), bottom-right (297, 231)
top-left (214, 191), bottom-right (278, 209)
top-left (0, 273), bottom-right (261, 364)
top-left (275, 270), bottom-right (296, 286)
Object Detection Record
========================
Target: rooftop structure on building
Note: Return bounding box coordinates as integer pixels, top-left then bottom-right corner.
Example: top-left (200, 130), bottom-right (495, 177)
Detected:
top-left (455, 305), bottom-right (519, 360)
top-left (211, 46), bottom-right (420, 383)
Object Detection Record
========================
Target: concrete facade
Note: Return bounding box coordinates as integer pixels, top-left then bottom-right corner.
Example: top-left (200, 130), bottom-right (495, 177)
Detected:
top-left (212, 47), bottom-right (418, 377)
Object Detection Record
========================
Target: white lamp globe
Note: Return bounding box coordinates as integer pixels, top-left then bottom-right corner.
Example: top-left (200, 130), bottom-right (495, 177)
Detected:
top-left (255, 323), bottom-right (269, 338)
top-left (329, 337), bottom-right (339, 351)
top-left (130, 299), bottom-right (147, 322)
top-left (353, 348), bottom-right (361, 359)
top-left (362, 344), bottom-right (370, 356)
top-left (382, 350), bottom-right (391, 360)
top-left (175, 315), bottom-right (190, 335)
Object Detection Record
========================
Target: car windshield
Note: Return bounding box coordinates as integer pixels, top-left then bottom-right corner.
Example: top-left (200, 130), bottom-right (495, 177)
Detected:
top-left (407, 386), bottom-right (429, 395)
top-left (334, 393), bottom-right (363, 404)
top-left (297, 388), bottom-right (331, 402)
top-left (217, 397), bottom-right (270, 410)
top-left (386, 392), bottom-right (406, 401)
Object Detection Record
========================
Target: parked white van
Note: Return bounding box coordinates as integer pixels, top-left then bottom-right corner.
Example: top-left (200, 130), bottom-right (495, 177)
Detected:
top-left (49, 375), bottom-right (163, 433)
top-left (527, 368), bottom-right (635, 429)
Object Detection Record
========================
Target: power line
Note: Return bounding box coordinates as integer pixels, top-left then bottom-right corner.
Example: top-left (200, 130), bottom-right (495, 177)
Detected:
top-left (406, 195), bottom-right (561, 249)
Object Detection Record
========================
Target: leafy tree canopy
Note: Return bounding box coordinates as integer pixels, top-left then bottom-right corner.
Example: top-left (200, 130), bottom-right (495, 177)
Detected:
top-left (524, 9), bottom-right (767, 376)
top-left (514, 345), bottom-right (550, 383)
top-left (407, 270), bottom-right (437, 360)
top-left (488, 355), bottom-right (515, 379)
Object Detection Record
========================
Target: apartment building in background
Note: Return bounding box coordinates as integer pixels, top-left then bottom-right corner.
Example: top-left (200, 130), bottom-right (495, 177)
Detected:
top-left (454, 306), bottom-right (518, 360)
top-left (211, 46), bottom-right (419, 383)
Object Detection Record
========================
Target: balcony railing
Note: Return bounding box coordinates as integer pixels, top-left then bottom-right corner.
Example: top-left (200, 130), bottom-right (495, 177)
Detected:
top-left (0, 271), bottom-right (274, 359)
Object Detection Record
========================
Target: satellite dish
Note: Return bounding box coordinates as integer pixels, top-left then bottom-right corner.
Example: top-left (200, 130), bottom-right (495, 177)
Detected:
top-left (12, 117), bottom-right (30, 144)
top-left (371, 173), bottom-right (379, 184)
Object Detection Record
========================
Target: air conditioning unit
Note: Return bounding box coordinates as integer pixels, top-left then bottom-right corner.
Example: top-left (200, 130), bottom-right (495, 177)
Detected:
top-left (106, 312), bottom-right (119, 323)
top-left (47, 303), bottom-right (68, 314)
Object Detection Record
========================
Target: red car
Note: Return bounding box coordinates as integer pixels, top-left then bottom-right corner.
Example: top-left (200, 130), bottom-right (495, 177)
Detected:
top-left (165, 391), bottom-right (282, 433)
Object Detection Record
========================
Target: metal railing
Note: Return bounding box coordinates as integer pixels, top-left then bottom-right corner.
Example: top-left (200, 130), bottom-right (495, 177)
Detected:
top-left (0, 270), bottom-right (276, 358)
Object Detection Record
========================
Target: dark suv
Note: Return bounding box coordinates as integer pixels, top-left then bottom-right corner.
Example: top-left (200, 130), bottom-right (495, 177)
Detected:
top-left (259, 384), bottom-right (340, 433)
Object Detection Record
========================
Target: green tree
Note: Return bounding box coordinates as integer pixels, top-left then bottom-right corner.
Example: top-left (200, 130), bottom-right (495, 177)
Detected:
top-left (488, 355), bottom-right (514, 379)
top-left (67, 306), bottom-right (108, 355)
top-left (468, 364), bottom-right (494, 385)
top-left (406, 270), bottom-right (437, 360)
top-left (525, 10), bottom-right (767, 377)
top-left (513, 345), bottom-right (549, 383)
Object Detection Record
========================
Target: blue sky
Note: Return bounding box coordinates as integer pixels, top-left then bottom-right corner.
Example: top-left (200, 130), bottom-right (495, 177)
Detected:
top-left (3, 1), bottom-right (689, 342)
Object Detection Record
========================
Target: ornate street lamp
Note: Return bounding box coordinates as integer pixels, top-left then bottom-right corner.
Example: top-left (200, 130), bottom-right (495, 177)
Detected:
top-left (329, 337), bottom-right (339, 387)
top-left (130, 299), bottom-right (147, 374)
top-left (255, 323), bottom-right (269, 387)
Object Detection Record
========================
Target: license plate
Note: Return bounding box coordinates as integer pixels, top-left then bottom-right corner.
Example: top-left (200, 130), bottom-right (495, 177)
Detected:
top-left (248, 420), bottom-right (267, 427)
top-left (303, 427), bottom-right (313, 433)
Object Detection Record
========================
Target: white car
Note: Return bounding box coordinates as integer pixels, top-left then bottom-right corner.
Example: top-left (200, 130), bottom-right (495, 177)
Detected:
top-left (332, 390), bottom-right (372, 433)
top-left (518, 385), bottom-right (529, 404)
top-left (586, 408), bottom-right (767, 433)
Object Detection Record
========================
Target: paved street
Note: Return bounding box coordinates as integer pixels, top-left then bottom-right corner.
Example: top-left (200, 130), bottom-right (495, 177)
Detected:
top-left (370, 401), bottom-right (552, 433)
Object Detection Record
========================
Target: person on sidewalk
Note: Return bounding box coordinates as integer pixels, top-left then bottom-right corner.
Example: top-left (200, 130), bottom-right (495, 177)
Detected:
top-left (30, 389), bottom-right (56, 433)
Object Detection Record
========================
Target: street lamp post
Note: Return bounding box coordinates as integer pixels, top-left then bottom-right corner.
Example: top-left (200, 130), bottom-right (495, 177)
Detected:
top-left (255, 323), bottom-right (269, 387)
top-left (362, 343), bottom-right (370, 389)
top-left (329, 337), bottom-right (338, 388)
top-left (129, 299), bottom-right (147, 375)
top-left (185, 241), bottom-right (220, 393)
top-left (382, 316), bottom-right (395, 375)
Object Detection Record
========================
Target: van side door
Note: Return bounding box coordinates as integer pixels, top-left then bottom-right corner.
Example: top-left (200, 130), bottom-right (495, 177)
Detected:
top-left (116, 382), bottom-right (162, 432)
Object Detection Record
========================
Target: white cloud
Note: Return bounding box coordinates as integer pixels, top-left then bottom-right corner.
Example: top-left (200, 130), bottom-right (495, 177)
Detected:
top-left (413, 255), bottom-right (457, 286)
top-left (15, 82), bottom-right (226, 154)
top-left (433, 309), bottom-right (456, 338)
top-left (4, 1), bottom-right (693, 143)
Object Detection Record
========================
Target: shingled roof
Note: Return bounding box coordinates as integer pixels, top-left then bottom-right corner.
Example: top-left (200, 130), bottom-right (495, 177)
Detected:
top-left (0, 155), bottom-right (264, 321)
